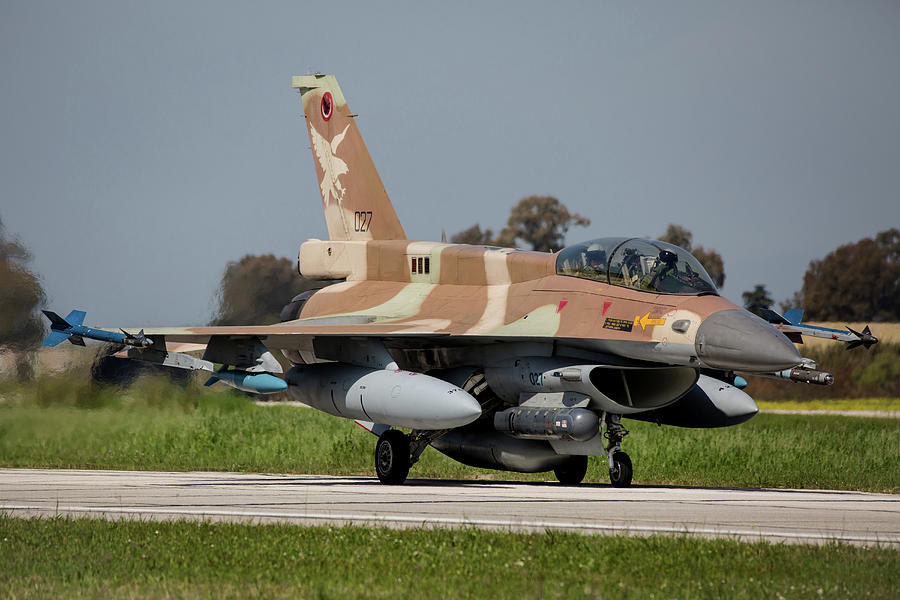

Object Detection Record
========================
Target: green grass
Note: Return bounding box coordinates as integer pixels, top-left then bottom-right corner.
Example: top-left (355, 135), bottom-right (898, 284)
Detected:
top-left (758, 398), bottom-right (900, 412)
top-left (1, 515), bottom-right (896, 599)
top-left (1, 376), bottom-right (899, 492)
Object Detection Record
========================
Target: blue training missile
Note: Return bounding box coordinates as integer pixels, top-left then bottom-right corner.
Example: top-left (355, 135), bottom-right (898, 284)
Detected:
top-left (41, 310), bottom-right (153, 348)
top-left (204, 368), bottom-right (288, 395)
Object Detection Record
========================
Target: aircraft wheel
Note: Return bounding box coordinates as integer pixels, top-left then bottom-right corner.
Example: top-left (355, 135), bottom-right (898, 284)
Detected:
top-left (609, 451), bottom-right (632, 488)
top-left (375, 429), bottom-right (410, 485)
top-left (554, 455), bottom-right (588, 485)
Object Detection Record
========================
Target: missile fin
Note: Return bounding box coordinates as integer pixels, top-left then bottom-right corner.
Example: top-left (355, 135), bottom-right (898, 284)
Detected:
top-left (41, 331), bottom-right (72, 347)
top-left (782, 308), bottom-right (804, 325)
top-left (65, 310), bottom-right (86, 327)
top-left (41, 310), bottom-right (70, 329)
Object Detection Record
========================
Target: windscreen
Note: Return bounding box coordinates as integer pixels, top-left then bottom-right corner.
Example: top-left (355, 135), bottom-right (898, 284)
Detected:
top-left (608, 240), bottom-right (717, 294)
top-left (555, 238), bottom-right (628, 283)
top-left (556, 238), bottom-right (718, 295)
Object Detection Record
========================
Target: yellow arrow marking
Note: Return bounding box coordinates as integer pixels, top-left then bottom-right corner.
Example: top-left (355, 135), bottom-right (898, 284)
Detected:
top-left (634, 312), bottom-right (666, 331)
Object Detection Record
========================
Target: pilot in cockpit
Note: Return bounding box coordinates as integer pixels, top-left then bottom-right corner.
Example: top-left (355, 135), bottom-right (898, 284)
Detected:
top-left (585, 244), bottom-right (607, 279)
top-left (644, 249), bottom-right (680, 291)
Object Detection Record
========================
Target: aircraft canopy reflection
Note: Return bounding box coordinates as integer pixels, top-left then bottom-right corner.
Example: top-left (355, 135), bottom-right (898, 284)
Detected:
top-left (556, 237), bottom-right (719, 295)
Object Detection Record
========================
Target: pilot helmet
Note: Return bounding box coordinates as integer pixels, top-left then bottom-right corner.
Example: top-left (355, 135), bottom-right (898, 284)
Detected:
top-left (659, 249), bottom-right (678, 266)
top-left (586, 243), bottom-right (607, 267)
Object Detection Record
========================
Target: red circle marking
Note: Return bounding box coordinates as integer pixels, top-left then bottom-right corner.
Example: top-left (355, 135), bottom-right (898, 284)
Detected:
top-left (321, 92), bottom-right (333, 121)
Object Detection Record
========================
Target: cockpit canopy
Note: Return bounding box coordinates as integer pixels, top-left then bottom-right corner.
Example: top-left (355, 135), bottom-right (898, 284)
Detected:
top-left (556, 237), bottom-right (718, 295)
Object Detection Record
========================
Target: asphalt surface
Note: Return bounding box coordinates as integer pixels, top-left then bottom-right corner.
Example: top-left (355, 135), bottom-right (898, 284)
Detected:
top-left (2, 469), bottom-right (898, 546)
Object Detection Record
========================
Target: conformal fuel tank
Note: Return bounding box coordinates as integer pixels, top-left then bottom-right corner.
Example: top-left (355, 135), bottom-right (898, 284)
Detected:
top-left (285, 363), bottom-right (482, 429)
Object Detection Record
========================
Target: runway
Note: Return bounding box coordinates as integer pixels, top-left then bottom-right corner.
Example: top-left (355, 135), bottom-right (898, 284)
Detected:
top-left (1, 469), bottom-right (897, 546)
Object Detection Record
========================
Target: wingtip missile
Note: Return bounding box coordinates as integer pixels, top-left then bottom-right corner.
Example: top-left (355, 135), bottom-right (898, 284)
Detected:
top-left (762, 308), bottom-right (879, 350)
top-left (41, 309), bottom-right (153, 348)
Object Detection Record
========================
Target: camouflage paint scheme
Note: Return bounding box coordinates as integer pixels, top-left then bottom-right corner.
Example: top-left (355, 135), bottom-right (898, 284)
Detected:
top-left (132, 75), bottom-right (783, 380)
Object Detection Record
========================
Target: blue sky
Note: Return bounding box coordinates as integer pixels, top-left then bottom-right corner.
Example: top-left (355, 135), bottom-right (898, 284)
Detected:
top-left (2, 1), bottom-right (899, 326)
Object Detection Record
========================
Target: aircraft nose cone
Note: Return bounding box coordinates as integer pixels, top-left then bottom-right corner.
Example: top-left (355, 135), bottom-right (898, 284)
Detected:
top-left (695, 309), bottom-right (802, 372)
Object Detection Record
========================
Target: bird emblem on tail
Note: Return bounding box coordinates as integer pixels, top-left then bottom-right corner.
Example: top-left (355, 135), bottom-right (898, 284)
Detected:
top-left (310, 123), bottom-right (351, 207)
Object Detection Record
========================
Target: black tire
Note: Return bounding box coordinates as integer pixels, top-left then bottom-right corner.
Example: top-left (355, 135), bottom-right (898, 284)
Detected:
top-left (554, 455), bottom-right (588, 485)
top-left (609, 451), bottom-right (633, 488)
top-left (375, 430), bottom-right (410, 485)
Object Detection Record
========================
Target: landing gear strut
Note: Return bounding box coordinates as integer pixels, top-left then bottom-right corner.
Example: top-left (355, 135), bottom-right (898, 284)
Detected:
top-left (604, 414), bottom-right (632, 487)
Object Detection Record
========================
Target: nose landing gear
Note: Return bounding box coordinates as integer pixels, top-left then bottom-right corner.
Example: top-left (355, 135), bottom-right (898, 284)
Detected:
top-left (608, 451), bottom-right (633, 487)
top-left (605, 414), bottom-right (632, 487)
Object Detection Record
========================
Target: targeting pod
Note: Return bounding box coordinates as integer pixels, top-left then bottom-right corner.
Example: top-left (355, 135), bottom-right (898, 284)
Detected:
top-left (494, 406), bottom-right (599, 442)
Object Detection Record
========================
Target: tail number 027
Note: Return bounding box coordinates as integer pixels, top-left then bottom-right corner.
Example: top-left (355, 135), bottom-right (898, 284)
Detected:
top-left (354, 211), bottom-right (373, 232)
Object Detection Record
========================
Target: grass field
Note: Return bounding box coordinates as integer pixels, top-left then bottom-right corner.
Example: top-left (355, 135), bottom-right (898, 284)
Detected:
top-left (757, 398), bottom-right (900, 411)
top-left (2, 378), bottom-right (898, 598)
top-left (1, 376), bottom-right (898, 492)
top-left (1, 515), bottom-right (897, 599)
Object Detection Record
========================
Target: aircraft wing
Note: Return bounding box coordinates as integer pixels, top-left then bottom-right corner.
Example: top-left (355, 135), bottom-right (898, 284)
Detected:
top-left (44, 311), bottom-right (452, 348)
top-left (43, 309), bottom-right (660, 376)
top-left (127, 320), bottom-right (453, 348)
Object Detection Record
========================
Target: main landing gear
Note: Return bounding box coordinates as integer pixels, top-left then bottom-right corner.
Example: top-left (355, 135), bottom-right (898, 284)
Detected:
top-left (374, 428), bottom-right (448, 485)
top-left (375, 430), bottom-right (410, 485)
top-left (375, 414), bottom-right (634, 487)
top-left (554, 455), bottom-right (588, 485)
top-left (604, 414), bottom-right (632, 487)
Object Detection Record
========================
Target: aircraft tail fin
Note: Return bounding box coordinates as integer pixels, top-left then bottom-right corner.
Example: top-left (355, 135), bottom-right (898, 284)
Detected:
top-left (292, 74), bottom-right (406, 241)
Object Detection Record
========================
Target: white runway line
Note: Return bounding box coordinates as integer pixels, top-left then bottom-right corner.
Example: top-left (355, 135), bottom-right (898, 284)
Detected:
top-left (2, 469), bottom-right (898, 547)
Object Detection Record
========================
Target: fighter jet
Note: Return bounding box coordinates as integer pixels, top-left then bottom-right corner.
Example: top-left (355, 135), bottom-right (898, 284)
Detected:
top-left (42, 74), bottom-right (864, 487)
